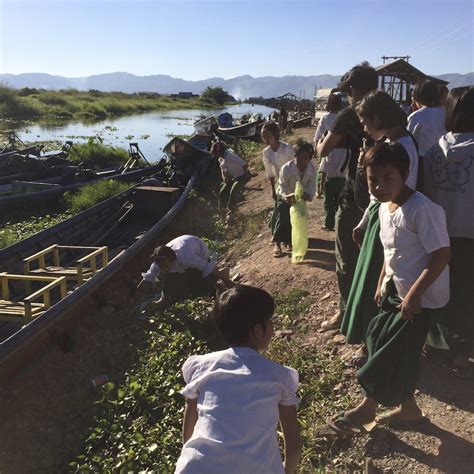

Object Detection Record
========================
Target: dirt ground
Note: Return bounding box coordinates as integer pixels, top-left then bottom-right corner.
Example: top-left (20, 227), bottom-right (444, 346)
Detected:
top-left (0, 127), bottom-right (472, 473)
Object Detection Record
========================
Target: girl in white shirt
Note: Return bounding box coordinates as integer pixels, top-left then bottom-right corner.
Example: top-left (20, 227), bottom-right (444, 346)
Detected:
top-left (176, 285), bottom-right (301, 474)
top-left (327, 143), bottom-right (450, 434)
top-left (261, 121), bottom-right (295, 257)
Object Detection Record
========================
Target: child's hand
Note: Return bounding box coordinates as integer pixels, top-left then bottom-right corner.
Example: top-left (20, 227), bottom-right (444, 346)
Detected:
top-left (397, 292), bottom-right (422, 320)
top-left (374, 286), bottom-right (383, 307)
top-left (352, 227), bottom-right (365, 247)
top-left (286, 195), bottom-right (295, 206)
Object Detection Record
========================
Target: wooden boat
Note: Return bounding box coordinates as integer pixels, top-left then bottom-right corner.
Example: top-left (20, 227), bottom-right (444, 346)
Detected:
top-left (193, 115), bottom-right (217, 133)
top-left (0, 163), bottom-right (164, 211)
top-left (292, 115), bottom-right (312, 128)
top-left (0, 137), bottom-right (211, 377)
top-left (218, 120), bottom-right (258, 138)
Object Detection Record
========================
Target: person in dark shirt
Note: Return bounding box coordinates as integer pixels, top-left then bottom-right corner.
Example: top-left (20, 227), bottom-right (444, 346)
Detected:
top-left (316, 61), bottom-right (378, 330)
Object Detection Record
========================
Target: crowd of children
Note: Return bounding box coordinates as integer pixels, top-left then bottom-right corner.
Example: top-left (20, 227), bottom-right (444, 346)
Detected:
top-left (138, 67), bottom-right (473, 471)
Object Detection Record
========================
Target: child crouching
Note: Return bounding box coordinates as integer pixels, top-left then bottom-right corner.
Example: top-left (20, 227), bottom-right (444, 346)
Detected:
top-left (175, 285), bottom-right (302, 473)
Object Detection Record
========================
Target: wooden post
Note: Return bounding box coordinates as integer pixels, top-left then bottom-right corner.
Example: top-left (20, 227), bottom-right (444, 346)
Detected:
top-left (0, 273), bottom-right (9, 300)
top-left (53, 245), bottom-right (60, 267)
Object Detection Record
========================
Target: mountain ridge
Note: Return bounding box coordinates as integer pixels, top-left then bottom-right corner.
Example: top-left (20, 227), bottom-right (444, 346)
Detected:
top-left (1, 72), bottom-right (472, 99)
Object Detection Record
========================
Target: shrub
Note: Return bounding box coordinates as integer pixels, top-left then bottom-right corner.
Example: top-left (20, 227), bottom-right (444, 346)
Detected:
top-left (65, 179), bottom-right (131, 213)
top-left (68, 137), bottom-right (129, 169)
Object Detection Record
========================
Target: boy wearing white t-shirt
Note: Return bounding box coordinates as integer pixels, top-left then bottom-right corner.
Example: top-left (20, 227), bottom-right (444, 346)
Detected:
top-left (326, 143), bottom-right (450, 435)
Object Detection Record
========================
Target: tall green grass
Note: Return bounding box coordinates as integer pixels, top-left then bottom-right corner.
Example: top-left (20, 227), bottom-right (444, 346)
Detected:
top-left (65, 180), bottom-right (131, 214)
top-left (68, 137), bottom-right (129, 169)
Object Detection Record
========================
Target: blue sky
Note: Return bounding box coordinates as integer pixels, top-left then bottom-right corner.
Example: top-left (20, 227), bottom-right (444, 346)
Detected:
top-left (0, 0), bottom-right (472, 79)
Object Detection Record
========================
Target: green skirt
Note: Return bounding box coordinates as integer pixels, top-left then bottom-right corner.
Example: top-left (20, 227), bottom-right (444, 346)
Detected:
top-left (269, 198), bottom-right (292, 245)
top-left (357, 279), bottom-right (436, 407)
top-left (341, 202), bottom-right (383, 344)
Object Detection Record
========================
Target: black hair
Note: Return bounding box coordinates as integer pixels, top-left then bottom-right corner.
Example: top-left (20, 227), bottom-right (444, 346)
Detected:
top-left (438, 85), bottom-right (449, 106)
top-left (151, 245), bottom-right (177, 262)
top-left (211, 141), bottom-right (227, 156)
top-left (356, 90), bottom-right (407, 129)
top-left (295, 140), bottom-right (314, 158)
top-left (362, 142), bottom-right (410, 179)
top-left (444, 86), bottom-right (474, 133)
top-left (338, 61), bottom-right (378, 96)
top-left (413, 80), bottom-right (440, 107)
top-left (213, 285), bottom-right (274, 345)
top-left (261, 121), bottom-right (280, 140)
top-left (326, 92), bottom-right (343, 113)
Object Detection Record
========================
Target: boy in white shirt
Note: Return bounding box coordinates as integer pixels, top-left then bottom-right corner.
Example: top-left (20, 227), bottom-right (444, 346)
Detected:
top-left (139, 235), bottom-right (233, 308)
top-left (327, 143), bottom-right (450, 434)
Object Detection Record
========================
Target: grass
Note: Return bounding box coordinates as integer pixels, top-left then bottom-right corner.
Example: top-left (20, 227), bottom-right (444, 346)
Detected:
top-left (68, 137), bottom-right (130, 169)
top-left (0, 86), bottom-right (237, 121)
top-left (65, 179), bottom-right (132, 214)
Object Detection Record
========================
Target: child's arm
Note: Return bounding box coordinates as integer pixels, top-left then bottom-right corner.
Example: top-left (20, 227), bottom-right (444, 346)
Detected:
top-left (398, 247), bottom-right (451, 320)
top-left (279, 405), bottom-right (302, 474)
top-left (374, 261), bottom-right (386, 307)
top-left (182, 398), bottom-right (198, 444)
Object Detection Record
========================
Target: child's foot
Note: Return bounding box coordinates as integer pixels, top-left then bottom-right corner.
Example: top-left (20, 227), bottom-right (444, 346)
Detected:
top-left (326, 401), bottom-right (377, 434)
top-left (376, 400), bottom-right (426, 426)
top-left (273, 245), bottom-right (284, 257)
top-left (321, 312), bottom-right (342, 331)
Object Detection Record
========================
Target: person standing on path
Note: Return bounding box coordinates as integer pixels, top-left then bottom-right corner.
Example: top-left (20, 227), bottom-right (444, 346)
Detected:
top-left (316, 62), bottom-right (378, 330)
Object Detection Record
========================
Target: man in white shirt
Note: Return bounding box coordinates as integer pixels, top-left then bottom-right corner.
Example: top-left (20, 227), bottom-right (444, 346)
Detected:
top-left (139, 235), bottom-right (233, 308)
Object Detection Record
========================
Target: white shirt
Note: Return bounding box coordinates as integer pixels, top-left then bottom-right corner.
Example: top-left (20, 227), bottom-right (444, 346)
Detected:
top-left (357, 134), bottom-right (419, 229)
top-left (278, 159), bottom-right (317, 200)
top-left (141, 235), bottom-right (215, 282)
top-left (175, 347), bottom-right (299, 474)
top-left (219, 150), bottom-right (246, 179)
top-left (262, 142), bottom-right (295, 179)
top-left (315, 112), bottom-right (348, 178)
top-left (407, 107), bottom-right (446, 157)
top-left (379, 192), bottom-right (450, 309)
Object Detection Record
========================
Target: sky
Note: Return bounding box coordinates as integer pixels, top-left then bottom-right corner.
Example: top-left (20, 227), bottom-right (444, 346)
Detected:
top-left (0, 0), bottom-right (473, 79)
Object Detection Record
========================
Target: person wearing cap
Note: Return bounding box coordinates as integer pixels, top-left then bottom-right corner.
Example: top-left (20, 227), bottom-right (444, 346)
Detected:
top-left (139, 235), bottom-right (233, 308)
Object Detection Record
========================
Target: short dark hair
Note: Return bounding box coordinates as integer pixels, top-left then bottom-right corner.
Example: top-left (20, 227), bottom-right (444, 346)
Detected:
top-left (151, 245), bottom-right (177, 262)
top-left (413, 80), bottom-right (440, 107)
top-left (438, 85), bottom-right (449, 106)
top-left (444, 86), bottom-right (474, 133)
top-left (213, 285), bottom-right (274, 345)
top-left (362, 142), bottom-right (410, 178)
top-left (210, 141), bottom-right (226, 155)
top-left (261, 121), bottom-right (280, 140)
top-left (295, 140), bottom-right (314, 158)
top-left (356, 90), bottom-right (407, 129)
top-left (338, 61), bottom-right (378, 96)
top-left (326, 92), bottom-right (343, 113)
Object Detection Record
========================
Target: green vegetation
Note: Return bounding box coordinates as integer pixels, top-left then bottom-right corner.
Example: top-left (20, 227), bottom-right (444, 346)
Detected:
top-left (65, 180), bottom-right (132, 214)
top-left (201, 86), bottom-right (235, 105)
top-left (0, 212), bottom-right (71, 249)
top-left (68, 137), bottom-right (130, 169)
top-left (0, 86), bottom-right (236, 121)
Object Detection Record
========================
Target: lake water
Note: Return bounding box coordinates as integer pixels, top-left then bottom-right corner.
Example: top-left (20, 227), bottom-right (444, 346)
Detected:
top-left (2, 104), bottom-right (276, 163)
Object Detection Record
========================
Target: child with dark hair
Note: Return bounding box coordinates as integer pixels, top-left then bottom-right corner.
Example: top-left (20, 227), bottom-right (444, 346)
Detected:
top-left (273, 141), bottom-right (317, 257)
top-left (340, 90), bottom-right (419, 365)
top-left (139, 235), bottom-right (233, 308)
top-left (423, 86), bottom-right (474, 368)
top-left (314, 91), bottom-right (347, 230)
top-left (261, 121), bottom-right (296, 256)
top-left (175, 285), bottom-right (301, 473)
top-left (327, 142), bottom-right (450, 434)
top-left (316, 61), bottom-right (378, 330)
top-left (210, 141), bottom-right (249, 210)
top-left (408, 79), bottom-right (447, 158)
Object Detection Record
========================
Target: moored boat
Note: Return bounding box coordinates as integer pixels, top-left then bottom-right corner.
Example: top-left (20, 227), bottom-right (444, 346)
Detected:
top-left (193, 115), bottom-right (217, 133)
top-left (218, 120), bottom-right (258, 138)
top-left (0, 136), bottom-right (211, 377)
top-left (292, 115), bottom-right (312, 128)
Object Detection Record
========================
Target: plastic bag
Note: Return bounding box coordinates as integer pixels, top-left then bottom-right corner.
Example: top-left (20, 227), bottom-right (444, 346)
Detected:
top-left (290, 181), bottom-right (308, 263)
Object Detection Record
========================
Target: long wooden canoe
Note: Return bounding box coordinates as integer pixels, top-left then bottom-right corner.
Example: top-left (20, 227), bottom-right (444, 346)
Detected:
top-left (218, 120), bottom-right (258, 138)
top-left (0, 139), bottom-right (211, 377)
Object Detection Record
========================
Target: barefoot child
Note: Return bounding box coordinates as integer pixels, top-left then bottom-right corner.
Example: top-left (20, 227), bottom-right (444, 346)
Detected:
top-left (175, 285), bottom-right (301, 473)
top-left (261, 121), bottom-right (295, 257)
top-left (328, 143), bottom-right (450, 433)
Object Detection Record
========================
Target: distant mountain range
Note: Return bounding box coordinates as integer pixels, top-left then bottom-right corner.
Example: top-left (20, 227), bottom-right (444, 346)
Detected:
top-left (0, 72), bottom-right (472, 99)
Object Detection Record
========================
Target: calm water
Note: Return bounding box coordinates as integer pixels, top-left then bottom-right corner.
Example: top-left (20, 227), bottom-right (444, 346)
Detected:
top-left (2, 104), bottom-right (276, 163)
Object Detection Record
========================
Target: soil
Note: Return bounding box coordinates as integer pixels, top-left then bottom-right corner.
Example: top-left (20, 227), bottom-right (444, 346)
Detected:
top-left (0, 127), bottom-right (472, 473)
